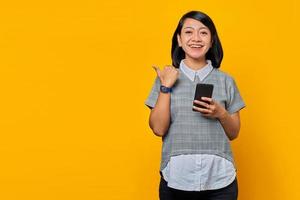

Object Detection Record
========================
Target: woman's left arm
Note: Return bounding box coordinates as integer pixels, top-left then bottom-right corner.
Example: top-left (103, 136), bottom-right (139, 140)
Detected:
top-left (217, 111), bottom-right (240, 141)
top-left (193, 97), bottom-right (241, 141)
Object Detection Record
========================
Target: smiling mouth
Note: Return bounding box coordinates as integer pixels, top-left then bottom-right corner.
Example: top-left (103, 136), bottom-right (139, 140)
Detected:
top-left (189, 44), bottom-right (204, 48)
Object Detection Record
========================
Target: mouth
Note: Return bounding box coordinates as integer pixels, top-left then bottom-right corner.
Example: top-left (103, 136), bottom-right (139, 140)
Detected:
top-left (188, 44), bottom-right (204, 49)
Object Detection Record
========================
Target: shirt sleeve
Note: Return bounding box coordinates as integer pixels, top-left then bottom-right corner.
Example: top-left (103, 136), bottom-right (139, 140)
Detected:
top-left (145, 77), bottom-right (160, 109)
top-left (225, 76), bottom-right (246, 114)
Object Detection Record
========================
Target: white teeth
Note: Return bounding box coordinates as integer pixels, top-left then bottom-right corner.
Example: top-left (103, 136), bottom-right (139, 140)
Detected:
top-left (189, 45), bottom-right (203, 48)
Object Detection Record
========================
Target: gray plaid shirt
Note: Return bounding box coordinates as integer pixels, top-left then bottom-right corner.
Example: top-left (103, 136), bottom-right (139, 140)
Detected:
top-left (145, 67), bottom-right (245, 171)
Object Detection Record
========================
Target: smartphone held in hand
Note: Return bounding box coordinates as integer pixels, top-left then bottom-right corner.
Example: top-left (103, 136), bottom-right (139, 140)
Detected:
top-left (193, 83), bottom-right (214, 111)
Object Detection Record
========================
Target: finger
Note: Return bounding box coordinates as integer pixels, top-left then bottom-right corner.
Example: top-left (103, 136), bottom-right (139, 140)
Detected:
top-left (193, 106), bottom-right (211, 114)
top-left (165, 65), bottom-right (174, 71)
top-left (201, 97), bottom-right (213, 104)
top-left (201, 113), bottom-right (213, 118)
top-left (172, 68), bottom-right (179, 73)
top-left (152, 65), bottom-right (161, 77)
top-left (194, 100), bottom-right (210, 108)
top-left (152, 65), bottom-right (159, 71)
top-left (202, 109), bottom-right (213, 114)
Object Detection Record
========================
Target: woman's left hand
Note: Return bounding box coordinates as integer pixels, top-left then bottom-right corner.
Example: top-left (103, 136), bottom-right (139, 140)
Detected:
top-left (193, 97), bottom-right (227, 119)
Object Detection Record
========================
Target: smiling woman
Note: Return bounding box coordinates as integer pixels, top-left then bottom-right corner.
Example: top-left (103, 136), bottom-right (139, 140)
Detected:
top-left (177, 18), bottom-right (212, 69)
top-left (171, 11), bottom-right (223, 70)
top-left (145, 11), bottom-right (245, 200)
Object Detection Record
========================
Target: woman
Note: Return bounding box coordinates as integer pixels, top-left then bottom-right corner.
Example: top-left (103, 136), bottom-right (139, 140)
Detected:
top-left (145, 11), bottom-right (245, 200)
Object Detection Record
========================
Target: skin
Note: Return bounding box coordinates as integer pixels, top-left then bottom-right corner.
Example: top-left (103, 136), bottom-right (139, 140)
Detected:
top-left (149, 18), bottom-right (241, 140)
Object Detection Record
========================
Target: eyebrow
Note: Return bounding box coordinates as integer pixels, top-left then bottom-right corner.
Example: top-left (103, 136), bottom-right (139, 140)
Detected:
top-left (183, 26), bottom-right (208, 30)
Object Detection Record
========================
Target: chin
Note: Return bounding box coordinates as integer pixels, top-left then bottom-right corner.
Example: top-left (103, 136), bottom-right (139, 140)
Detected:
top-left (187, 53), bottom-right (206, 60)
top-left (185, 49), bottom-right (207, 58)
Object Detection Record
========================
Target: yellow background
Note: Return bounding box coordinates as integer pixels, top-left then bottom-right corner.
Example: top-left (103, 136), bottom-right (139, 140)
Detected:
top-left (0, 0), bottom-right (299, 199)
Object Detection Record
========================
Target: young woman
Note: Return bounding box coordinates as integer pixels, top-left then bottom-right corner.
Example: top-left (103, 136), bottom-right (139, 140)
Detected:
top-left (145, 11), bottom-right (245, 200)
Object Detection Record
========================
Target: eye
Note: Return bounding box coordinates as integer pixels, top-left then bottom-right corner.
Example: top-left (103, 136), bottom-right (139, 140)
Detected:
top-left (184, 31), bottom-right (193, 34)
top-left (200, 31), bottom-right (208, 35)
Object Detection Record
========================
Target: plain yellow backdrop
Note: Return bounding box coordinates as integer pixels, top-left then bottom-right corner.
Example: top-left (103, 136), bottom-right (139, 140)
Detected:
top-left (0, 0), bottom-right (299, 199)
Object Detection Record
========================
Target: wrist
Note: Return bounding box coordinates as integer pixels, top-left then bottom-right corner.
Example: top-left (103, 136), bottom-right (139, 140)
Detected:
top-left (160, 85), bottom-right (172, 93)
top-left (218, 110), bottom-right (229, 121)
top-left (161, 81), bottom-right (173, 88)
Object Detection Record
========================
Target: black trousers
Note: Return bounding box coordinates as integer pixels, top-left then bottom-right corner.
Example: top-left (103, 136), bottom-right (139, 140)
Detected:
top-left (159, 177), bottom-right (238, 200)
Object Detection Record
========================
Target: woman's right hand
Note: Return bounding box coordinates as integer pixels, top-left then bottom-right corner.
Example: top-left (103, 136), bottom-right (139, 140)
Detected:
top-left (152, 65), bottom-right (179, 88)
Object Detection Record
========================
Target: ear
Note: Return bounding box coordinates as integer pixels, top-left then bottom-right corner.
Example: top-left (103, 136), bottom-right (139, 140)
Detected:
top-left (177, 34), bottom-right (182, 47)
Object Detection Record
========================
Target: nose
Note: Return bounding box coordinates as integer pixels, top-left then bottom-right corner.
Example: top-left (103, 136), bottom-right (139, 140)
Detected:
top-left (191, 32), bottom-right (201, 42)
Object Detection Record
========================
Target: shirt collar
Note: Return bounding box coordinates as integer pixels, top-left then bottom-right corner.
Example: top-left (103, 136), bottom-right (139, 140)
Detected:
top-left (179, 59), bottom-right (213, 81)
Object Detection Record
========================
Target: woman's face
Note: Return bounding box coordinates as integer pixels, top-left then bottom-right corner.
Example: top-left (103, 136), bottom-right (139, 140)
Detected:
top-left (177, 18), bottom-right (212, 61)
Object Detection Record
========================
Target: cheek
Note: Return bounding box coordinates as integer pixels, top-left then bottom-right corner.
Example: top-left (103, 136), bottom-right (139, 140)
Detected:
top-left (204, 35), bottom-right (212, 42)
top-left (180, 35), bottom-right (191, 43)
top-left (208, 36), bottom-right (213, 46)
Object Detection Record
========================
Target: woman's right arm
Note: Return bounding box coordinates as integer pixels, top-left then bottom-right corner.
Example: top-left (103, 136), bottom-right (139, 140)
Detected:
top-left (149, 92), bottom-right (171, 137)
top-left (149, 66), bottom-right (179, 137)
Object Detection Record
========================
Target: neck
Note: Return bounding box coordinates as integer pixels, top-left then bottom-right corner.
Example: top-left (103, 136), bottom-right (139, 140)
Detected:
top-left (184, 57), bottom-right (207, 70)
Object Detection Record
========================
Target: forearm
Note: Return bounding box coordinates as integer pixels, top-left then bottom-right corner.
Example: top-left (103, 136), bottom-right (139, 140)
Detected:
top-left (218, 111), bottom-right (240, 140)
top-left (149, 92), bottom-right (171, 137)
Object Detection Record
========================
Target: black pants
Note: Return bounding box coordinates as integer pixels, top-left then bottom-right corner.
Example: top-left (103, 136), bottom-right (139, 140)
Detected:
top-left (159, 177), bottom-right (238, 200)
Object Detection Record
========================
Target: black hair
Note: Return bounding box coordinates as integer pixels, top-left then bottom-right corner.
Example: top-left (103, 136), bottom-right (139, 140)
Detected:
top-left (171, 11), bottom-right (223, 68)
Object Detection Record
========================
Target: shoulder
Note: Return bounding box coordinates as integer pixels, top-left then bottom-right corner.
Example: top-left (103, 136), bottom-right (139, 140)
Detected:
top-left (211, 68), bottom-right (235, 83)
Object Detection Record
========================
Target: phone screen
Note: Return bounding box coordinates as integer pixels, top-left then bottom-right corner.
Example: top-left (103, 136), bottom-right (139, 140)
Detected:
top-left (193, 83), bottom-right (214, 111)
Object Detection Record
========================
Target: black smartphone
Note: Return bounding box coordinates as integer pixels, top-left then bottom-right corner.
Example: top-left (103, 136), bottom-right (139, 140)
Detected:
top-left (193, 83), bottom-right (214, 111)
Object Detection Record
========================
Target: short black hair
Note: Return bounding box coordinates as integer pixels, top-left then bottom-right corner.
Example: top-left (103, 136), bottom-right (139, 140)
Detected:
top-left (171, 11), bottom-right (223, 68)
